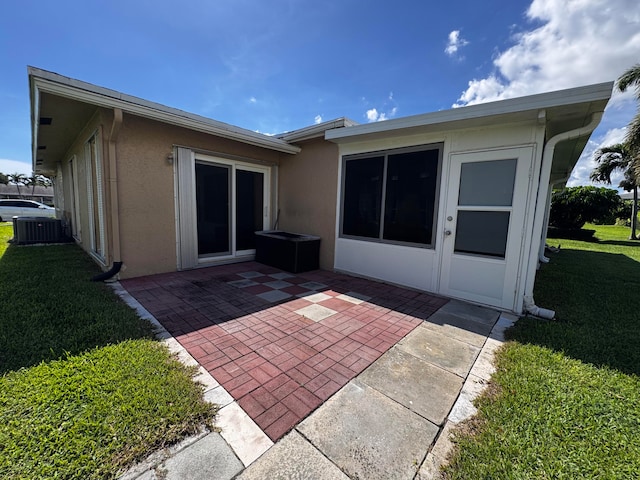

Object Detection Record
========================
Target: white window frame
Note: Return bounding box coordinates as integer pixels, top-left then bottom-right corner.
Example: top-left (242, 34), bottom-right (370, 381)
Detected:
top-left (68, 155), bottom-right (82, 240)
top-left (175, 148), bottom-right (271, 270)
top-left (85, 131), bottom-right (106, 264)
top-left (194, 154), bottom-right (271, 264)
top-left (339, 143), bottom-right (443, 249)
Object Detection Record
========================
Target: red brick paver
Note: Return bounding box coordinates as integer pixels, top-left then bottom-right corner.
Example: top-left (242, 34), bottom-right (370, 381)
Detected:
top-left (121, 262), bottom-right (448, 441)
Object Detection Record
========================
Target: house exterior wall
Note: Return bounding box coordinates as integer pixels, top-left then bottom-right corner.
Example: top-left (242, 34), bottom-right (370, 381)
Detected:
top-left (114, 113), bottom-right (283, 278)
top-left (277, 138), bottom-right (339, 270)
top-left (333, 121), bottom-right (546, 312)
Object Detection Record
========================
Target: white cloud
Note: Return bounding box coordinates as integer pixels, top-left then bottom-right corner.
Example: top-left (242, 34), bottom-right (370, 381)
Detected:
top-left (454, 0), bottom-right (640, 188)
top-left (455, 0), bottom-right (640, 106)
top-left (0, 158), bottom-right (31, 176)
top-left (314, 115), bottom-right (323, 124)
top-left (249, 96), bottom-right (257, 104)
top-left (445, 30), bottom-right (469, 57)
top-left (366, 108), bottom-right (387, 122)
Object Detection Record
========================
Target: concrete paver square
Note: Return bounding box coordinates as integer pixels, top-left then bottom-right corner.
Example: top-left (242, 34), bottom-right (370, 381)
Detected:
top-left (269, 272), bottom-right (295, 280)
top-left (397, 324), bottom-right (480, 377)
top-left (298, 292), bottom-right (332, 303)
top-left (159, 432), bottom-right (243, 480)
top-left (299, 281), bottom-right (328, 290)
top-left (264, 280), bottom-right (294, 289)
top-left (236, 430), bottom-right (349, 480)
top-left (239, 271), bottom-right (265, 279)
top-left (421, 310), bottom-right (493, 347)
top-left (228, 279), bottom-right (258, 288)
top-left (295, 304), bottom-right (337, 322)
top-left (217, 402), bottom-right (274, 466)
top-left (298, 381), bottom-right (439, 480)
top-left (438, 299), bottom-right (499, 325)
top-left (359, 348), bottom-right (463, 425)
top-left (257, 290), bottom-right (292, 302)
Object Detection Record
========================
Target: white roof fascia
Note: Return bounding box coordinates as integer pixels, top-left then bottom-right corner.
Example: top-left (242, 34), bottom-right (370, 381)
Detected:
top-left (28, 67), bottom-right (300, 154)
top-left (325, 82), bottom-right (614, 141)
top-left (278, 117), bottom-right (359, 143)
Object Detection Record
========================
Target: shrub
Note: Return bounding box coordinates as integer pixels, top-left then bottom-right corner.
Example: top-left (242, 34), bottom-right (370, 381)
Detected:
top-left (550, 186), bottom-right (623, 229)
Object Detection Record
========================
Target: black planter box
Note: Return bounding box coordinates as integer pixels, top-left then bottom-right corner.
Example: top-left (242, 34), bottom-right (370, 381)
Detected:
top-left (255, 231), bottom-right (321, 273)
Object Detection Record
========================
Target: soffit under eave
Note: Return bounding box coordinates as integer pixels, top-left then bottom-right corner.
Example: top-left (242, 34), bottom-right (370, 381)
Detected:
top-left (32, 90), bottom-right (301, 175)
top-left (31, 75), bottom-right (300, 169)
top-left (34, 92), bottom-right (99, 174)
top-left (546, 100), bottom-right (608, 186)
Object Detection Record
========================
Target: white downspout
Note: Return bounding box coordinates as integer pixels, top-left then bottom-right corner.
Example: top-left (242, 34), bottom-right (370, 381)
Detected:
top-left (538, 186), bottom-right (553, 264)
top-left (522, 111), bottom-right (604, 319)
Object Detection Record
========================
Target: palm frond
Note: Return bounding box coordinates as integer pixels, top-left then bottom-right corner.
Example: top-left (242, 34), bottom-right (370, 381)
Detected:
top-left (617, 63), bottom-right (640, 98)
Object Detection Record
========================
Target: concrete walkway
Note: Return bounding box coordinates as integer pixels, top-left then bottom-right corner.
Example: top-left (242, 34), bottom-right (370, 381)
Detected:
top-left (115, 273), bottom-right (516, 480)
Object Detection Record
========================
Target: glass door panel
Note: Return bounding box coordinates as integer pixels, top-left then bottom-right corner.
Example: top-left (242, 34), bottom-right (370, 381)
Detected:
top-left (236, 169), bottom-right (264, 251)
top-left (454, 211), bottom-right (510, 258)
top-left (195, 162), bottom-right (230, 256)
top-left (454, 158), bottom-right (516, 259)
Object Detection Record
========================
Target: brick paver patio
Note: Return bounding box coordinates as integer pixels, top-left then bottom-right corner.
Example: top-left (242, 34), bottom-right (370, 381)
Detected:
top-left (121, 262), bottom-right (448, 441)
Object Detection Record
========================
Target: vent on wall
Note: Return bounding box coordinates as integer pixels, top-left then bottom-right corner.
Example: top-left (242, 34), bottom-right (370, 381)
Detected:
top-left (12, 217), bottom-right (65, 245)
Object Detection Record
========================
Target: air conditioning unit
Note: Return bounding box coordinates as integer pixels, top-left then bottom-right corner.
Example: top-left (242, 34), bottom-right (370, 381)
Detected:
top-left (12, 217), bottom-right (65, 245)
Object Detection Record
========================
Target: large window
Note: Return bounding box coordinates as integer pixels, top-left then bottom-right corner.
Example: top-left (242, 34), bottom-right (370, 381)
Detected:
top-left (341, 144), bottom-right (442, 247)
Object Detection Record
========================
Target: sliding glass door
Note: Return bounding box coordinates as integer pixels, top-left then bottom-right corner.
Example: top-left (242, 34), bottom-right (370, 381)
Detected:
top-left (195, 160), bottom-right (268, 259)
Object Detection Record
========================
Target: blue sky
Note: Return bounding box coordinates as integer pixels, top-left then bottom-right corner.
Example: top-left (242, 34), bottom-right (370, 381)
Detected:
top-left (1, 0), bottom-right (639, 188)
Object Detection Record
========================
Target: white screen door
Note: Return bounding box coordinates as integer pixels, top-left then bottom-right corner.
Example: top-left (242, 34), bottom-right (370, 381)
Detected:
top-left (439, 147), bottom-right (532, 310)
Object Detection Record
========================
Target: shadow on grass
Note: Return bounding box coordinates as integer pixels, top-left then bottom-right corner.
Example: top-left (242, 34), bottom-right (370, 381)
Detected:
top-left (0, 242), bottom-right (154, 374)
top-left (595, 239), bottom-right (640, 248)
top-left (507, 248), bottom-right (640, 376)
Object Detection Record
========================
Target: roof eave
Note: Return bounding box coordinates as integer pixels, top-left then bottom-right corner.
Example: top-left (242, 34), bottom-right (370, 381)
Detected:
top-left (28, 67), bottom-right (301, 158)
top-left (325, 82), bottom-right (614, 143)
top-left (277, 117), bottom-right (359, 143)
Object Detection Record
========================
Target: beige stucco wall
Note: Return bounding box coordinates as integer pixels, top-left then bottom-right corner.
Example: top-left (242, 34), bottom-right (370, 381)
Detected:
top-left (115, 113), bottom-right (283, 278)
top-left (277, 138), bottom-right (339, 270)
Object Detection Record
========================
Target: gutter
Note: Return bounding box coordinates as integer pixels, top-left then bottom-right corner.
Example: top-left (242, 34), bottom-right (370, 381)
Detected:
top-left (522, 111), bottom-right (604, 319)
top-left (92, 108), bottom-right (123, 281)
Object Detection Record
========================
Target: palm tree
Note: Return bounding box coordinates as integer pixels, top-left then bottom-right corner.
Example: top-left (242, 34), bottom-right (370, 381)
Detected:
top-left (0, 172), bottom-right (8, 185)
top-left (25, 175), bottom-right (46, 197)
top-left (617, 63), bottom-right (640, 176)
top-left (7, 173), bottom-right (27, 198)
top-left (590, 143), bottom-right (638, 239)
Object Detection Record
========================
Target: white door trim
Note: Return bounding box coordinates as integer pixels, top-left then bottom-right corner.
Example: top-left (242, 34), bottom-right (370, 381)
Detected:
top-left (175, 149), bottom-right (271, 269)
top-left (439, 146), bottom-right (533, 310)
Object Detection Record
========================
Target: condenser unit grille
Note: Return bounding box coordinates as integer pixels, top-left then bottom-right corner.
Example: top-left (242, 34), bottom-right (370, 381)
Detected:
top-left (13, 217), bottom-right (64, 244)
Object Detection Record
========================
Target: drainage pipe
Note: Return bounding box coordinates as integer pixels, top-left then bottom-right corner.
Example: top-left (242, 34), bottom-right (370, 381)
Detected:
top-left (538, 187), bottom-right (554, 264)
top-left (522, 111), bottom-right (604, 319)
top-left (92, 261), bottom-right (123, 282)
top-left (92, 107), bottom-right (123, 282)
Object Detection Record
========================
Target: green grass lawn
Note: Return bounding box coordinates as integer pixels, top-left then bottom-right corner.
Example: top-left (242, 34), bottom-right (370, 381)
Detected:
top-left (445, 224), bottom-right (640, 479)
top-left (0, 223), bottom-right (217, 479)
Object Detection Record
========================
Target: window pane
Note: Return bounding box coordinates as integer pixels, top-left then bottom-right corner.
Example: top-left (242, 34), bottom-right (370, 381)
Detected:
top-left (454, 211), bottom-right (510, 258)
top-left (236, 170), bottom-right (264, 251)
top-left (383, 149), bottom-right (439, 245)
top-left (342, 157), bottom-right (384, 238)
top-left (196, 162), bottom-right (230, 255)
top-left (458, 159), bottom-right (517, 206)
